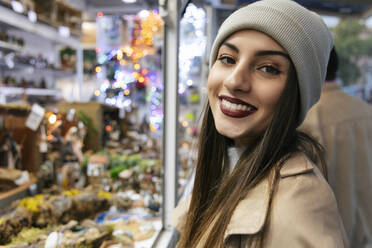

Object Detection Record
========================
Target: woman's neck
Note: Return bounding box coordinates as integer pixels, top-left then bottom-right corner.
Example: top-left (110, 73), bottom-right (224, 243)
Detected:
top-left (228, 145), bottom-right (247, 173)
top-left (229, 136), bottom-right (261, 173)
top-left (234, 135), bottom-right (260, 149)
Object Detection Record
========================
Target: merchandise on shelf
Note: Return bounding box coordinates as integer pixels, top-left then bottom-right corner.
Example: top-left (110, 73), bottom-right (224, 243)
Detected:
top-left (1, 0), bottom-right (84, 36)
top-left (0, 104), bottom-right (42, 173)
top-left (0, 188), bottom-right (110, 245)
top-left (0, 168), bottom-right (24, 193)
top-left (55, 0), bottom-right (82, 36)
top-left (0, 132), bottom-right (22, 170)
top-left (59, 47), bottom-right (76, 73)
top-left (0, 4), bottom-right (170, 247)
top-left (83, 49), bottom-right (98, 75)
top-left (0, 100), bottom-right (163, 247)
top-left (0, 147), bottom-right (162, 246)
top-left (32, 0), bottom-right (54, 23)
top-left (0, 30), bottom-right (24, 48)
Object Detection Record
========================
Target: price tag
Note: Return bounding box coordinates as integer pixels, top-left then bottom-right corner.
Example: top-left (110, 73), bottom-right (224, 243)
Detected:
top-left (66, 108), bottom-right (75, 122)
top-left (25, 103), bottom-right (45, 131)
top-left (0, 93), bottom-right (5, 104)
top-left (87, 163), bottom-right (104, 176)
top-left (39, 142), bottom-right (48, 153)
top-left (119, 107), bottom-right (125, 119)
top-left (28, 183), bottom-right (37, 195)
top-left (39, 125), bottom-right (47, 153)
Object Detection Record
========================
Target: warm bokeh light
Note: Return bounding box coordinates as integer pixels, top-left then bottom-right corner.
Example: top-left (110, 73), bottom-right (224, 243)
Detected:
top-left (124, 46), bottom-right (133, 56)
top-left (48, 114), bottom-right (57, 124)
top-left (117, 50), bottom-right (123, 60)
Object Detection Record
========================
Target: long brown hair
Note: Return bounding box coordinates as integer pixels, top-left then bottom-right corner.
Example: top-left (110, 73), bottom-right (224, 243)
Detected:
top-left (177, 65), bottom-right (326, 248)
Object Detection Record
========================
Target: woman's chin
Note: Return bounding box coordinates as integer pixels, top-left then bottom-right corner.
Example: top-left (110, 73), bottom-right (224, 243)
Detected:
top-left (216, 127), bottom-right (246, 140)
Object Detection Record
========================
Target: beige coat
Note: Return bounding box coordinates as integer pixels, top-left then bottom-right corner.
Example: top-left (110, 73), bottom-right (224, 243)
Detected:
top-left (300, 83), bottom-right (372, 247)
top-left (171, 153), bottom-right (348, 247)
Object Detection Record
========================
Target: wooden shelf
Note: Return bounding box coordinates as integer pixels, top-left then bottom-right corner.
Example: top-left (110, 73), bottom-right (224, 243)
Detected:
top-left (0, 86), bottom-right (62, 97)
top-left (0, 173), bottom-right (36, 201)
top-left (0, 40), bottom-right (24, 52)
top-left (0, 5), bottom-right (80, 48)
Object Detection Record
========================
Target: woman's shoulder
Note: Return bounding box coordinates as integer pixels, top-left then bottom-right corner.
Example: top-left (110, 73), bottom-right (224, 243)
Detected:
top-left (276, 152), bottom-right (337, 212)
top-left (279, 152), bottom-right (316, 178)
top-left (264, 153), bottom-right (347, 247)
top-left (278, 152), bottom-right (332, 197)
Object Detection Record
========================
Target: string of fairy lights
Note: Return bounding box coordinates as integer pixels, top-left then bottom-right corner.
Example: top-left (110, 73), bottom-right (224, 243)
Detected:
top-left (179, 4), bottom-right (207, 95)
top-left (93, 4), bottom-right (206, 132)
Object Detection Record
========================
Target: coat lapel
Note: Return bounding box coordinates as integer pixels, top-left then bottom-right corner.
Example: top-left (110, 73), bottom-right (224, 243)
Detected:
top-left (224, 175), bottom-right (271, 238)
top-left (225, 153), bottom-right (314, 239)
top-left (171, 153), bottom-right (314, 241)
top-left (170, 180), bottom-right (271, 237)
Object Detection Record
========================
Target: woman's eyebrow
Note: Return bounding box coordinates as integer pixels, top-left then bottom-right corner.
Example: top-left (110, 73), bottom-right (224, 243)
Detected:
top-left (255, 50), bottom-right (290, 61)
top-left (221, 42), bottom-right (239, 53)
top-left (220, 43), bottom-right (290, 61)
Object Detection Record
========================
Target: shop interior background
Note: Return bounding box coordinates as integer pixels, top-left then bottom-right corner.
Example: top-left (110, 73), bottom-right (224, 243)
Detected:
top-left (0, 0), bottom-right (371, 247)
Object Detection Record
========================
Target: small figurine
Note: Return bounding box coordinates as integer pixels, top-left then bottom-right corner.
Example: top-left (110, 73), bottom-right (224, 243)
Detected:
top-left (0, 132), bottom-right (22, 170)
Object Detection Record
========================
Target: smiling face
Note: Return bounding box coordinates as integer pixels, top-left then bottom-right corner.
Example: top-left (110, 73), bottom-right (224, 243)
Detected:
top-left (208, 30), bottom-right (292, 147)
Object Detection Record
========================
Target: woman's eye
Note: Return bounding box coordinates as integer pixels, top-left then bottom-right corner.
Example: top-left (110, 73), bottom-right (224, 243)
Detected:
top-left (259, 65), bottom-right (280, 75)
top-left (219, 56), bottom-right (235, 65)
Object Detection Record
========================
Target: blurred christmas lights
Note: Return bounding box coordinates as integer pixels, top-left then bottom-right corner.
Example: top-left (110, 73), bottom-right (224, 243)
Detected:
top-left (94, 9), bottom-right (165, 132)
top-left (179, 3), bottom-right (206, 95)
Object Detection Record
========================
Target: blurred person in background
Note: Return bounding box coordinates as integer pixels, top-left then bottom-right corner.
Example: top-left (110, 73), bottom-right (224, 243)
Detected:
top-left (301, 47), bottom-right (372, 248)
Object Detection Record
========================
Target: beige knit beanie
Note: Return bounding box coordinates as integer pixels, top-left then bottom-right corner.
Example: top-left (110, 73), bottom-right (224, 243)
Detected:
top-left (209, 0), bottom-right (333, 125)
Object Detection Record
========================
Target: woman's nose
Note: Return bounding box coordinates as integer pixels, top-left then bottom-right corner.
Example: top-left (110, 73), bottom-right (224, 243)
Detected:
top-left (223, 65), bottom-right (251, 92)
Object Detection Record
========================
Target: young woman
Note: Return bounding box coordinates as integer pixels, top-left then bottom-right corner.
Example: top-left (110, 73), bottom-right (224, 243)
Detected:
top-left (172, 0), bottom-right (348, 247)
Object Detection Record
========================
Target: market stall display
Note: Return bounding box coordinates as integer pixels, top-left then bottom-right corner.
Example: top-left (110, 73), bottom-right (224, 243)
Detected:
top-left (0, 0), bottom-right (83, 36)
top-left (0, 149), bottom-right (162, 247)
top-left (0, 2), bottom-right (203, 247)
top-left (0, 99), bottom-right (163, 248)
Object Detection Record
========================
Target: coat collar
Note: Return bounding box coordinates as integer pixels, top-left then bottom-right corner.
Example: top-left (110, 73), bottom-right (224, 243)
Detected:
top-left (171, 153), bottom-right (314, 239)
top-left (323, 82), bottom-right (341, 93)
top-left (279, 153), bottom-right (314, 178)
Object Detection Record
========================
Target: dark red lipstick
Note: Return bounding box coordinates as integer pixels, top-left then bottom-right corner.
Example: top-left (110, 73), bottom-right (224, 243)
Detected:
top-left (219, 95), bottom-right (257, 118)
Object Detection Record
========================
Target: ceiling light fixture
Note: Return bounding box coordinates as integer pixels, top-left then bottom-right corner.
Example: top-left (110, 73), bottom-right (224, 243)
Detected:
top-left (11, 1), bottom-right (24, 13)
top-left (122, 0), bottom-right (137, 3)
top-left (58, 26), bottom-right (70, 38)
top-left (28, 10), bottom-right (37, 23)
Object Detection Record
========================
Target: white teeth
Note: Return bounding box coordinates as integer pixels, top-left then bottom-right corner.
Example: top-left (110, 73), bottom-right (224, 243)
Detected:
top-left (221, 99), bottom-right (254, 112)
